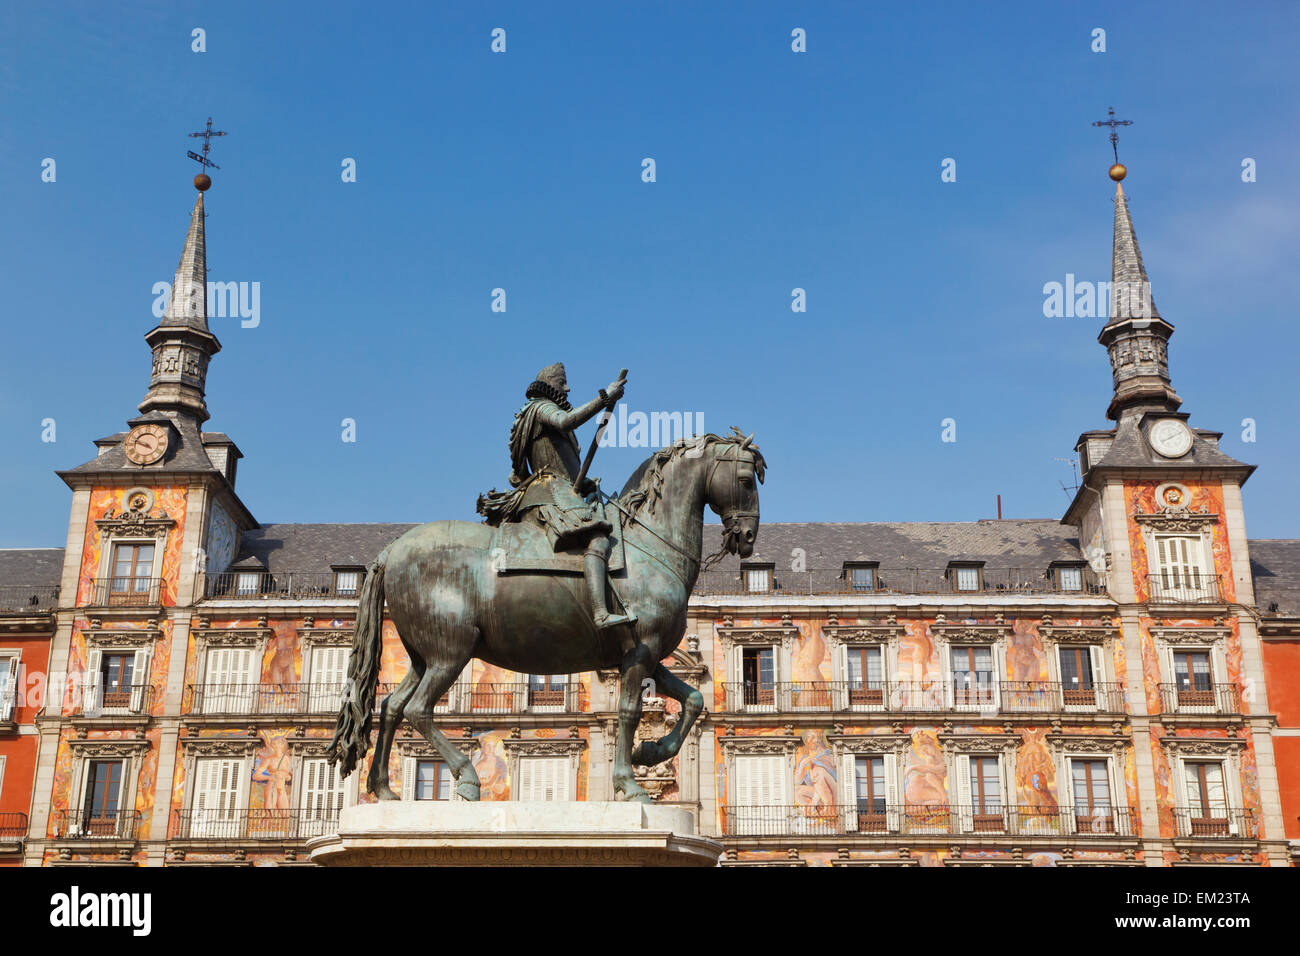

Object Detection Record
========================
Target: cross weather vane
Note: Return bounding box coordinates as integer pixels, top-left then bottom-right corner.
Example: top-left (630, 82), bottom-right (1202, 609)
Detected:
top-left (1092, 106), bottom-right (1132, 164)
top-left (187, 116), bottom-right (227, 172)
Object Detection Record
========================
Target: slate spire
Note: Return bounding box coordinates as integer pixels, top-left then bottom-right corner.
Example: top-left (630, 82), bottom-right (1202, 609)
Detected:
top-left (138, 183), bottom-right (222, 423)
top-left (1098, 171), bottom-right (1180, 421)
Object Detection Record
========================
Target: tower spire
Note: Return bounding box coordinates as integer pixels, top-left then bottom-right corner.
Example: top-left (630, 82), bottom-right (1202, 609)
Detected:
top-left (138, 128), bottom-right (224, 423)
top-left (1093, 117), bottom-right (1180, 422)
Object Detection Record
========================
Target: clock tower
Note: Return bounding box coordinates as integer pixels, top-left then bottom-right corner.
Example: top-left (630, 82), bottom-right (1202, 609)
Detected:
top-left (1062, 159), bottom-right (1288, 863)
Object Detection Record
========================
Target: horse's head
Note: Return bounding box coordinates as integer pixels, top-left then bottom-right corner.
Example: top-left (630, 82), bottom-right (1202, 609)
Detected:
top-left (705, 428), bottom-right (765, 560)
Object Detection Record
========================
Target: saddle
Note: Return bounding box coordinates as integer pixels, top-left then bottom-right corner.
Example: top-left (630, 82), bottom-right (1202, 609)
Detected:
top-left (489, 511), bottom-right (626, 576)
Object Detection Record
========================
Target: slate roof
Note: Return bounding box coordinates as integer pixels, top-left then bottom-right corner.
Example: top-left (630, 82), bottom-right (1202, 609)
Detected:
top-left (232, 523), bottom-right (418, 574)
top-left (0, 548), bottom-right (64, 588)
top-left (59, 413), bottom-right (223, 479)
top-left (1089, 416), bottom-right (1251, 472)
top-left (1248, 540), bottom-right (1300, 618)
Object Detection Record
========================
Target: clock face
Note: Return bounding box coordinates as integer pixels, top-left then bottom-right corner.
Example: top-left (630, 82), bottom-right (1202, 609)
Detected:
top-left (1149, 419), bottom-right (1193, 458)
top-left (124, 424), bottom-right (169, 465)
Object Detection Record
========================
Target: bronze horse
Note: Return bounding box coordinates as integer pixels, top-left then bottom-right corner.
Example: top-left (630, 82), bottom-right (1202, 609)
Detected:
top-left (327, 431), bottom-right (764, 803)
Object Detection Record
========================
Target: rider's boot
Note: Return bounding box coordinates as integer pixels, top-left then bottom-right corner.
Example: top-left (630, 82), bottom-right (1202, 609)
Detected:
top-left (585, 538), bottom-right (636, 630)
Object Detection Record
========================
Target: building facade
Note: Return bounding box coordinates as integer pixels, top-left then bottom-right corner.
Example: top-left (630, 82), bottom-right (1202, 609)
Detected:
top-left (1, 166), bottom-right (1297, 866)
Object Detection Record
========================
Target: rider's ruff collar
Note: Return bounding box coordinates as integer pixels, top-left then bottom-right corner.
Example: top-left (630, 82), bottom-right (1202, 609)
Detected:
top-left (525, 380), bottom-right (572, 411)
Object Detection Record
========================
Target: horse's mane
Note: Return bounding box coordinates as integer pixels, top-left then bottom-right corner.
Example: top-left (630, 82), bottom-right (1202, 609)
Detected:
top-left (616, 430), bottom-right (765, 518)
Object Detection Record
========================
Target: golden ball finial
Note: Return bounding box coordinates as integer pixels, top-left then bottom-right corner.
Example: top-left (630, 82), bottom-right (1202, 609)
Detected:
top-left (1109, 163), bottom-right (1127, 182)
top-left (194, 173), bottom-right (212, 191)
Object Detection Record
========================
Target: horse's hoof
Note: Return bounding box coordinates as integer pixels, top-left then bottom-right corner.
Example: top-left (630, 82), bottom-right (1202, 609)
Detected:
top-left (456, 780), bottom-right (481, 802)
top-left (613, 778), bottom-right (652, 804)
top-left (373, 785), bottom-right (399, 801)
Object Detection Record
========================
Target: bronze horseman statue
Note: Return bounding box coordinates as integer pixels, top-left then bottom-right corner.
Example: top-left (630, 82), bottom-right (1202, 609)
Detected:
top-left (328, 364), bottom-right (764, 803)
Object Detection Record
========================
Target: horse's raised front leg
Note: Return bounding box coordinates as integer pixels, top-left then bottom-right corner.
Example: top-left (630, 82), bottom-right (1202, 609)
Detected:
top-left (631, 662), bottom-right (704, 767)
top-left (367, 662), bottom-right (423, 800)
top-left (612, 641), bottom-right (654, 803)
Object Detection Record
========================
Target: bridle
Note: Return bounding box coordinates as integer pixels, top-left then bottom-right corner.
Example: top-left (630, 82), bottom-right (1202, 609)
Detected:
top-left (702, 444), bottom-right (759, 569)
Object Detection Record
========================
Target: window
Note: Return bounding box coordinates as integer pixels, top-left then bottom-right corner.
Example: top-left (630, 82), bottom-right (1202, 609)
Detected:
top-left (201, 646), bottom-right (255, 714)
top-left (1172, 650), bottom-right (1213, 707)
top-left (1152, 535), bottom-right (1208, 596)
top-left (528, 674), bottom-right (565, 710)
top-left (845, 563), bottom-right (877, 592)
top-left (741, 647), bottom-right (775, 707)
top-left (299, 757), bottom-right (346, 836)
top-left (1183, 761), bottom-right (1229, 836)
top-left (516, 757), bottom-right (570, 801)
top-left (307, 645), bottom-right (350, 713)
top-left (83, 646), bottom-right (150, 714)
top-left (0, 653), bottom-right (18, 721)
top-left (951, 646), bottom-right (996, 709)
top-left (854, 756), bottom-right (887, 831)
top-left (333, 568), bottom-right (362, 596)
top-left (414, 760), bottom-right (452, 801)
top-left (109, 542), bottom-right (154, 604)
top-left (100, 652), bottom-right (135, 710)
top-left (1056, 566), bottom-right (1084, 592)
top-left (845, 646), bottom-right (884, 706)
top-left (81, 759), bottom-right (125, 836)
top-left (966, 755), bottom-right (1004, 832)
top-left (1058, 646), bottom-right (1100, 707)
top-left (1070, 758), bottom-right (1114, 833)
top-left (951, 565), bottom-right (981, 592)
top-left (744, 566), bottom-right (772, 593)
top-left (732, 754), bottom-right (785, 834)
top-left (235, 572), bottom-right (261, 596)
top-left (191, 757), bottom-right (243, 838)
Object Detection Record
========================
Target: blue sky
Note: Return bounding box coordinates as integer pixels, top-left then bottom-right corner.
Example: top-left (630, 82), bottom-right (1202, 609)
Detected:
top-left (2, 1), bottom-right (1299, 547)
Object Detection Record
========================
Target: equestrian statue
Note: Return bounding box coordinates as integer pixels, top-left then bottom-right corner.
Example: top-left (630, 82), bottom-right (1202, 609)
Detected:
top-left (326, 363), bottom-right (764, 803)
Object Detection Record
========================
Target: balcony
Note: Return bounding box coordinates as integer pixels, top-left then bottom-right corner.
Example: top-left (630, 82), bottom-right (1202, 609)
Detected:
top-left (0, 584), bottom-right (59, 613)
top-left (1157, 682), bottom-right (1241, 717)
top-left (721, 680), bottom-right (1126, 715)
top-left (184, 682), bottom-right (362, 716)
top-left (1171, 807), bottom-right (1257, 840)
top-left (464, 682), bottom-right (588, 714)
top-left (723, 804), bottom-right (1138, 838)
top-left (88, 577), bottom-right (162, 608)
top-left (697, 566), bottom-right (1103, 597)
top-left (1147, 573), bottom-right (1222, 605)
top-left (170, 807), bottom-right (340, 841)
top-left (0, 812), bottom-right (28, 839)
top-left (52, 808), bottom-right (141, 841)
top-left (73, 683), bottom-right (155, 718)
top-left (200, 571), bottom-right (360, 602)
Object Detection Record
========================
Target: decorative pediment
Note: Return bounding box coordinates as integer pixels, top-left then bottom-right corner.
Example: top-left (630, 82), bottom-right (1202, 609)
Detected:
top-left (95, 508), bottom-right (175, 540)
top-left (1133, 508), bottom-right (1218, 534)
top-left (1047, 734), bottom-right (1130, 754)
top-left (501, 737), bottom-right (586, 758)
top-left (939, 733), bottom-right (1018, 755)
top-left (1160, 735), bottom-right (1246, 756)
top-left (823, 622), bottom-right (905, 647)
top-left (288, 736), bottom-right (340, 757)
top-left (827, 733), bottom-right (909, 755)
top-left (717, 732), bottom-right (800, 756)
top-left (395, 737), bottom-right (479, 758)
top-left (932, 622), bottom-right (1010, 644)
top-left (80, 626), bottom-right (163, 648)
top-left (1039, 618), bottom-right (1118, 645)
top-left (179, 735), bottom-right (261, 756)
top-left (1150, 626), bottom-right (1230, 646)
top-left (298, 627), bottom-right (356, 647)
top-left (193, 627), bottom-right (273, 649)
top-left (68, 736), bottom-right (150, 757)
top-left (717, 619), bottom-right (800, 650)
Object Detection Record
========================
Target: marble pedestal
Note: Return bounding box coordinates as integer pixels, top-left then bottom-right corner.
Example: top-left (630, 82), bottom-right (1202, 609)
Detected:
top-left (307, 801), bottom-right (721, 867)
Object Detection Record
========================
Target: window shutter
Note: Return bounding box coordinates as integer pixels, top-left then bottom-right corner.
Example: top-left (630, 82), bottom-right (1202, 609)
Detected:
top-left (518, 758), bottom-right (535, 801)
top-left (839, 752), bottom-right (856, 808)
top-left (954, 755), bottom-right (973, 832)
top-left (553, 757), bottom-right (571, 801)
top-left (83, 647), bottom-right (102, 713)
top-left (727, 646), bottom-right (741, 712)
top-left (401, 757), bottom-right (415, 800)
top-left (203, 648), bottom-right (228, 714)
top-left (312, 646), bottom-right (348, 712)
top-left (883, 754), bottom-right (900, 831)
top-left (192, 757), bottom-right (241, 837)
top-left (129, 647), bottom-right (151, 713)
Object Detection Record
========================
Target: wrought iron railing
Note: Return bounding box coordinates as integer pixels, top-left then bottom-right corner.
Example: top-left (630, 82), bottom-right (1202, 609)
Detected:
top-left (1147, 573), bottom-right (1222, 604)
top-left (184, 682), bottom-right (364, 715)
top-left (1171, 807), bottom-right (1256, 839)
top-left (53, 809), bottom-right (141, 840)
top-left (465, 682), bottom-right (589, 713)
top-left (696, 567), bottom-right (1103, 597)
top-left (88, 577), bottom-right (162, 607)
top-left (170, 807), bottom-right (340, 841)
top-left (74, 683), bottom-right (155, 717)
top-left (721, 680), bottom-right (1125, 714)
top-left (0, 585), bottom-right (59, 613)
top-left (200, 572), bottom-right (361, 601)
top-left (0, 812), bottom-right (28, 839)
top-left (723, 804), bottom-right (1137, 837)
top-left (1157, 682), bottom-right (1241, 716)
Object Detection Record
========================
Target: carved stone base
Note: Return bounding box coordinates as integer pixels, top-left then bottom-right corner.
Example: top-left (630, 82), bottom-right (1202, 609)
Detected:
top-left (307, 801), bottom-right (720, 867)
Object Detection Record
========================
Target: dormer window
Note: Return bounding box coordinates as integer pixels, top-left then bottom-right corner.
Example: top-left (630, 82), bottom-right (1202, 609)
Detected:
top-left (843, 562), bottom-right (878, 593)
top-left (333, 567), bottom-right (364, 596)
top-left (1052, 562), bottom-right (1086, 593)
top-left (948, 562), bottom-right (984, 593)
top-left (741, 562), bottom-right (774, 593)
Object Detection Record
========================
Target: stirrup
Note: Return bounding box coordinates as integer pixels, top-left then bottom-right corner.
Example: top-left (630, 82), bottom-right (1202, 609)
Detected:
top-left (594, 609), bottom-right (637, 630)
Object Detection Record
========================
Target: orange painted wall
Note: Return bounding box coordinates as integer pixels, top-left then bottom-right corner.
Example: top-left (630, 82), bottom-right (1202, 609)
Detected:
top-left (0, 631), bottom-right (52, 865)
top-left (1262, 638), bottom-right (1300, 839)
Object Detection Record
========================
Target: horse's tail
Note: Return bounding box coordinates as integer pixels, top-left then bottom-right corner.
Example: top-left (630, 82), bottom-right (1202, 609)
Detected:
top-left (326, 547), bottom-right (389, 777)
